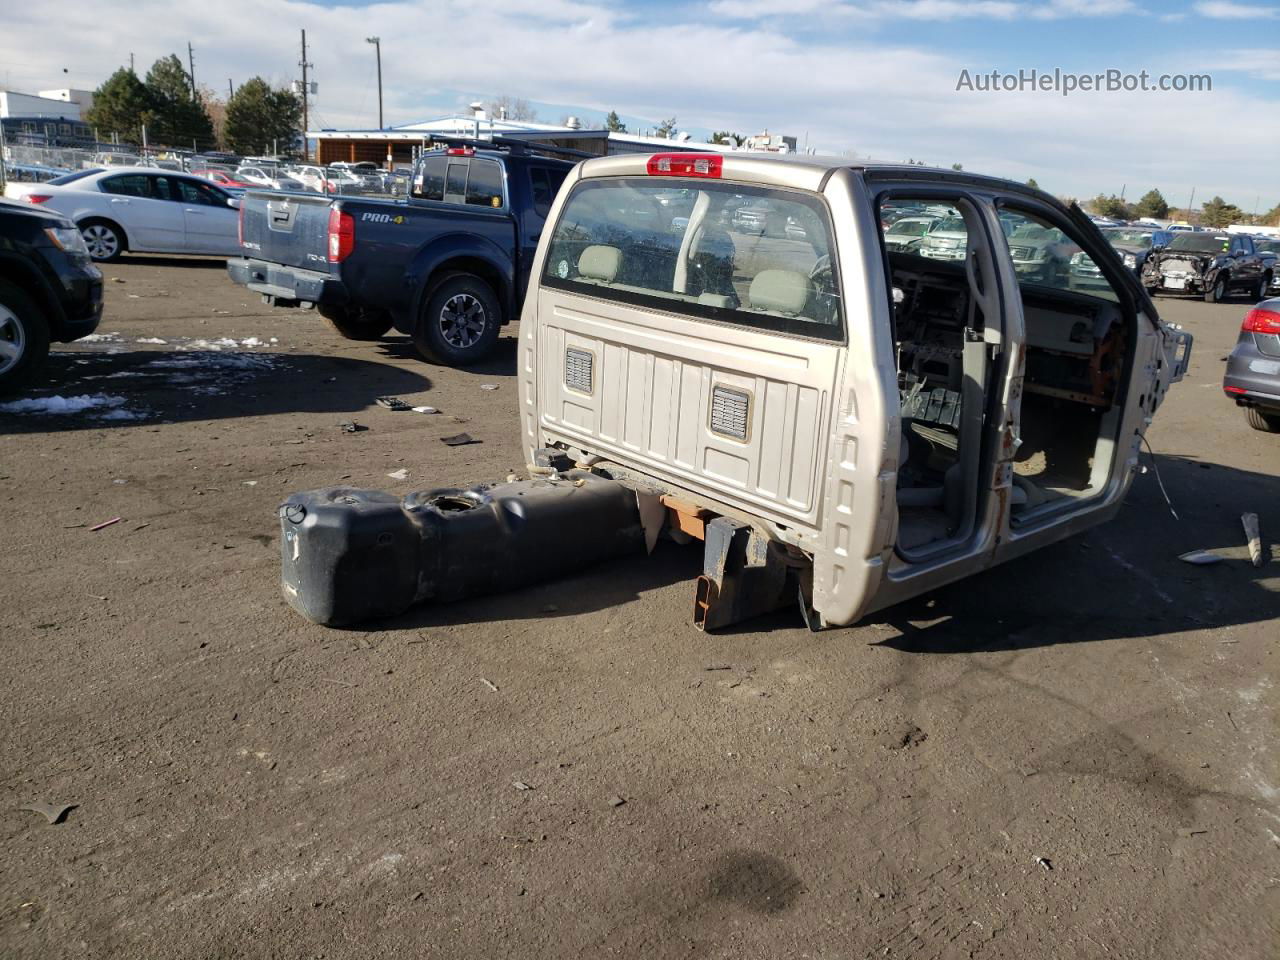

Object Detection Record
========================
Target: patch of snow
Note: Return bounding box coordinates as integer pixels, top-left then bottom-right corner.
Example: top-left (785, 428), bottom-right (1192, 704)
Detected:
top-left (240, 337), bottom-right (264, 347)
top-left (97, 407), bottom-right (149, 421)
top-left (136, 337), bottom-right (168, 345)
top-left (79, 332), bottom-right (122, 343)
top-left (0, 393), bottom-right (126, 415)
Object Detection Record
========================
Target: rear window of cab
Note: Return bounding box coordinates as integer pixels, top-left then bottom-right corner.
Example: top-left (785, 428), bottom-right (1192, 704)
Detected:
top-left (541, 177), bottom-right (843, 341)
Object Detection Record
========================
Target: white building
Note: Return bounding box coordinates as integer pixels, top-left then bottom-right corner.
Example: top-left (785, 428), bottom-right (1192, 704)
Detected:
top-left (0, 90), bottom-right (82, 120)
top-left (38, 88), bottom-right (95, 117)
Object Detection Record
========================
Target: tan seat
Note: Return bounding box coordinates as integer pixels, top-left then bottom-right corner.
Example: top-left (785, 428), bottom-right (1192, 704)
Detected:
top-left (578, 245), bottom-right (621, 284)
top-left (748, 269), bottom-right (812, 315)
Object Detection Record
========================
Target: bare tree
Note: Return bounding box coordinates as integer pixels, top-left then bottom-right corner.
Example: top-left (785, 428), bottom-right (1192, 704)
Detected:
top-left (485, 95), bottom-right (537, 122)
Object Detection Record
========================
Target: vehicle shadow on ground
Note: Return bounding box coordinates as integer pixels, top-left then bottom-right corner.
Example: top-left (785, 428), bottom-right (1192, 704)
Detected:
top-left (871, 454), bottom-right (1279, 653)
top-left (366, 540), bottom-right (704, 631)
top-left (1, 348), bottom-right (431, 434)
top-left (373, 334), bottom-right (519, 379)
top-left (114, 255), bottom-right (230, 269)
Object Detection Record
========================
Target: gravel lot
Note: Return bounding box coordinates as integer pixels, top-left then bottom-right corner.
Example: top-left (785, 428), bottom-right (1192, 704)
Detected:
top-left (1, 255), bottom-right (1276, 959)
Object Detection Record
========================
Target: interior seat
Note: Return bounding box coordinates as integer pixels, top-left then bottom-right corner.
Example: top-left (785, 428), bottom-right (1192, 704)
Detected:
top-left (747, 269), bottom-right (813, 316)
top-left (577, 244), bottom-right (621, 285)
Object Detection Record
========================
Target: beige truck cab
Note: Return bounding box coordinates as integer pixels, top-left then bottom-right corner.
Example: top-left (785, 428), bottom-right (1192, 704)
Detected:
top-left (518, 152), bottom-right (1192, 629)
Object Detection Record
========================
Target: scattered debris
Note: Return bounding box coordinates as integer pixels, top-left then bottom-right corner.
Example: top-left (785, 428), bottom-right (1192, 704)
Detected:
top-left (376, 396), bottom-right (412, 411)
top-left (62, 523), bottom-right (86, 529)
top-left (441, 433), bottom-right (479, 446)
top-left (1178, 550), bottom-right (1223, 565)
top-left (513, 781), bottom-right (533, 791)
top-left (242, 481), bottom-right (257, 487)
top-left (110, 277), bottom-right (125, 283)
top-left (1033, 856), bottom-right (1052, 871)
top-left (1177, 827), bottom-right (1207, 838)
top-left (480, 384), bottom-right (499, 391)
top-left (132, 522), bottom-right (151, 531)
top-left (704, 664), bottom-right (733, 671)
top-left (89, 517), bottom-right (122, 532)
top-left (19, 802), bottom-right (76, 825)
top-left (1226, 711), bottom-right (1239, 731)
top-left (322, 678), bottom-right (356, 688)
top-left (387, 468), bottom-right (409, 480)
top-left (480, 678), bottom-right (500, 692)
top-left (880, 723), bottom-right (928, 750)
top-left (1241, 512), bottom-right (1264, 567)
top-left (412, 405), bottom-right (438, 414)
top-left (87, 594), bottom-right (107, 601)
top-left (339, 421), bottom-right (367, 433)
top-left (608, 794), bottom-right (627, 807)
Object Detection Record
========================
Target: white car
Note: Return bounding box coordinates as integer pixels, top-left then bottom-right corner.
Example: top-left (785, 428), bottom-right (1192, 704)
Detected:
top-left (235, 166), bottom-right (306, 192)
top-left (3, 167), bottom-right (240, 261)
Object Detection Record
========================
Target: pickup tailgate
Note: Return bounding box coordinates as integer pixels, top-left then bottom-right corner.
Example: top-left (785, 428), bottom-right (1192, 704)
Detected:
top-left (240, 190), bottom-right (333, 270)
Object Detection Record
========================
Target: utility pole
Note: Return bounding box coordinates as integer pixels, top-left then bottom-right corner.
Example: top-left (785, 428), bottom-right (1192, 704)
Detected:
top-left (187, 43), bottom-right (197, 98)
top-left (228, 79), bottom-right (233, 101)
top-left (1187, 187), bottom-right (1196, 223)
top-left (366, 37), bottom-right (383, 129)
top-left (299, 29), bottom-right (313, 161)
top-left (129, 53), bottom-right (134, 73)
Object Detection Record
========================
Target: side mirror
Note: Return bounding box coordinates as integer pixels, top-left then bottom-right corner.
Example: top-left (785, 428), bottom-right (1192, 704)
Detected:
top-left (227, 197), bottom-right (241, 210)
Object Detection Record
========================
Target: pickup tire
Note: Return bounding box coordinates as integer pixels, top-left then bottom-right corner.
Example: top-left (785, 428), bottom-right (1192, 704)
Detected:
top-left (0, 279), bottom-right (51, 394)
top-left (79, 219), bottom-right (126, 262)
top-left (1255, 274), bottom-right (1272, 302)
top-left (413, 273), bottom-right (501, 366)
top-left (1245, 406), bottom-right (1280, 433)
top-left (318, 305), bottom-right (393, 341)
top-left (1203, 274), bottom-right (1227, 303)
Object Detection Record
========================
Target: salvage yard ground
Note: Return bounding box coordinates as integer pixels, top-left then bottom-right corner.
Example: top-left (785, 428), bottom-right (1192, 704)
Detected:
top-left (1, 256), bottom-right (1277, 958)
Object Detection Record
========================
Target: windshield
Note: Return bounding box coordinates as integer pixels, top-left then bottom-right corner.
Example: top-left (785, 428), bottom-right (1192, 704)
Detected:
top-left (1106, 229), bottom-right (1152, 248)
top-left (1254, 239), bottom-right (1279, 253)
top-left (49, 168), bottom-right (103, 185)
top-left (887, 219), bottom-right (931, 237)
top-left (1168, 233), bottom-right (1230, 253)
top-left (543, 177), bottom-right (841, 340)
top-left (930, 217), bottom-right (967, 235)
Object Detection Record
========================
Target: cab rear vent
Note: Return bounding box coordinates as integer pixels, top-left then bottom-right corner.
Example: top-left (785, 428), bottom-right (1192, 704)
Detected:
top-left (710, 385), bottom-right (750, 441)
top-left (565, 348), bottom-right (593, 394)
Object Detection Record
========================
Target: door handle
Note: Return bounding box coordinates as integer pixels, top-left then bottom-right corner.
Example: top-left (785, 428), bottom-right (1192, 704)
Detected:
top-left (185, 208), bottom-right (204, 214)
top-left (110, 198), bottom-right (129, 204)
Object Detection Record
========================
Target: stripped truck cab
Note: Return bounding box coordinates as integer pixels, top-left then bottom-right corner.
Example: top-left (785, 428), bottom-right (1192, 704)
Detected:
top-left (519, 153), bottom-right (1191, 629)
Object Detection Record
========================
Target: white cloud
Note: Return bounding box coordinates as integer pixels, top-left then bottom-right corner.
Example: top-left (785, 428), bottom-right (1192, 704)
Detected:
top-left (0, 0), bottom-right (1274, 205)
top-left (709, 0), bottom-right (1138, 20)
top-left (1193, 1), bottom-right (1280, 18)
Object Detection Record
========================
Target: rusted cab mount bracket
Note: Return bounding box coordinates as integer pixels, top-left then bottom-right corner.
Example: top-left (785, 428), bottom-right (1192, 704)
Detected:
top-left (694, 517), bottom-right (792, 631)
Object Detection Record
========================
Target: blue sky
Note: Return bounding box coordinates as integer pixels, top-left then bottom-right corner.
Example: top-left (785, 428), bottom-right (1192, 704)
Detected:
top-left (2, 0), bottom-right (1277, 208)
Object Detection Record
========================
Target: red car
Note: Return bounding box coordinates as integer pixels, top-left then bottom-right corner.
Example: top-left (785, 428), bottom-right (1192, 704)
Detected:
top-left (192, 169), bottom-right (252, 188)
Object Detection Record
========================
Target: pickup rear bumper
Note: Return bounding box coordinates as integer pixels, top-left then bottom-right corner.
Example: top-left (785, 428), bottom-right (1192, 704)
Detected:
top-left (227, 258), bottom-right (347, 308)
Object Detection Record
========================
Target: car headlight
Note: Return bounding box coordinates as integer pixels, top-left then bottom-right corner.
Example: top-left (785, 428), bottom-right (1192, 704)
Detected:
top-left (1123, 253), bottom-right (1136, 268)
top-left (1070, 252), bottom-right (1085, 265)
top-left (45, 226), bottom-right (91, 258)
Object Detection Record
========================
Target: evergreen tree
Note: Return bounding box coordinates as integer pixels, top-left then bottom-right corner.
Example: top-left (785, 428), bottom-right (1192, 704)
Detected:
top-left (224, 78), bottom-right (302, 155)
top-left (604, 110), bottom-right (626, 133)
top-left (1201, 196), bottom-right (1244, 228)
top-left (144, 55), bottom-right (215, 149)
top-left (84, 68), bottom-right (155, 145)
top-left (1133, 188), bottom-right (1169, 219)
top-left (1026, 178), bottom-right (1040, 189)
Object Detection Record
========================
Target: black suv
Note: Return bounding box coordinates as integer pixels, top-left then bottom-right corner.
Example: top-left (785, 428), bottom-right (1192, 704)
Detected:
top-left (0, 197), bottom-right (103, 391)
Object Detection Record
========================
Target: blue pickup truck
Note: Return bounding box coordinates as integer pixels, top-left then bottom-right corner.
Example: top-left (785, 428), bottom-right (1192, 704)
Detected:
top-left (227, 143), bottom-right (574, 365)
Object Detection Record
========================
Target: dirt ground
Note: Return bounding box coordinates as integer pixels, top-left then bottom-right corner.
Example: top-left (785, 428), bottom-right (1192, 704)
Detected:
top-left (1, 256), bottom-right (1276, 959)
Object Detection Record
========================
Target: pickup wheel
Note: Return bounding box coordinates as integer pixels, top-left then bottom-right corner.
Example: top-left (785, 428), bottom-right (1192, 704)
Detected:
top-left (79, 219), bottom-right (126, 262)
top-left (1245, 406), bottom-right (1280, 433)
top-left (318, 305), bottom-right (393, 341)
top-left (1204, 274), bottom-right (1227, 303)
top-left (414, 273), bottom-right (501, 366)
top-left (1255, 274), bottom-right (1271, 301)
top-left (0, 280), bottom-right (52, 394)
